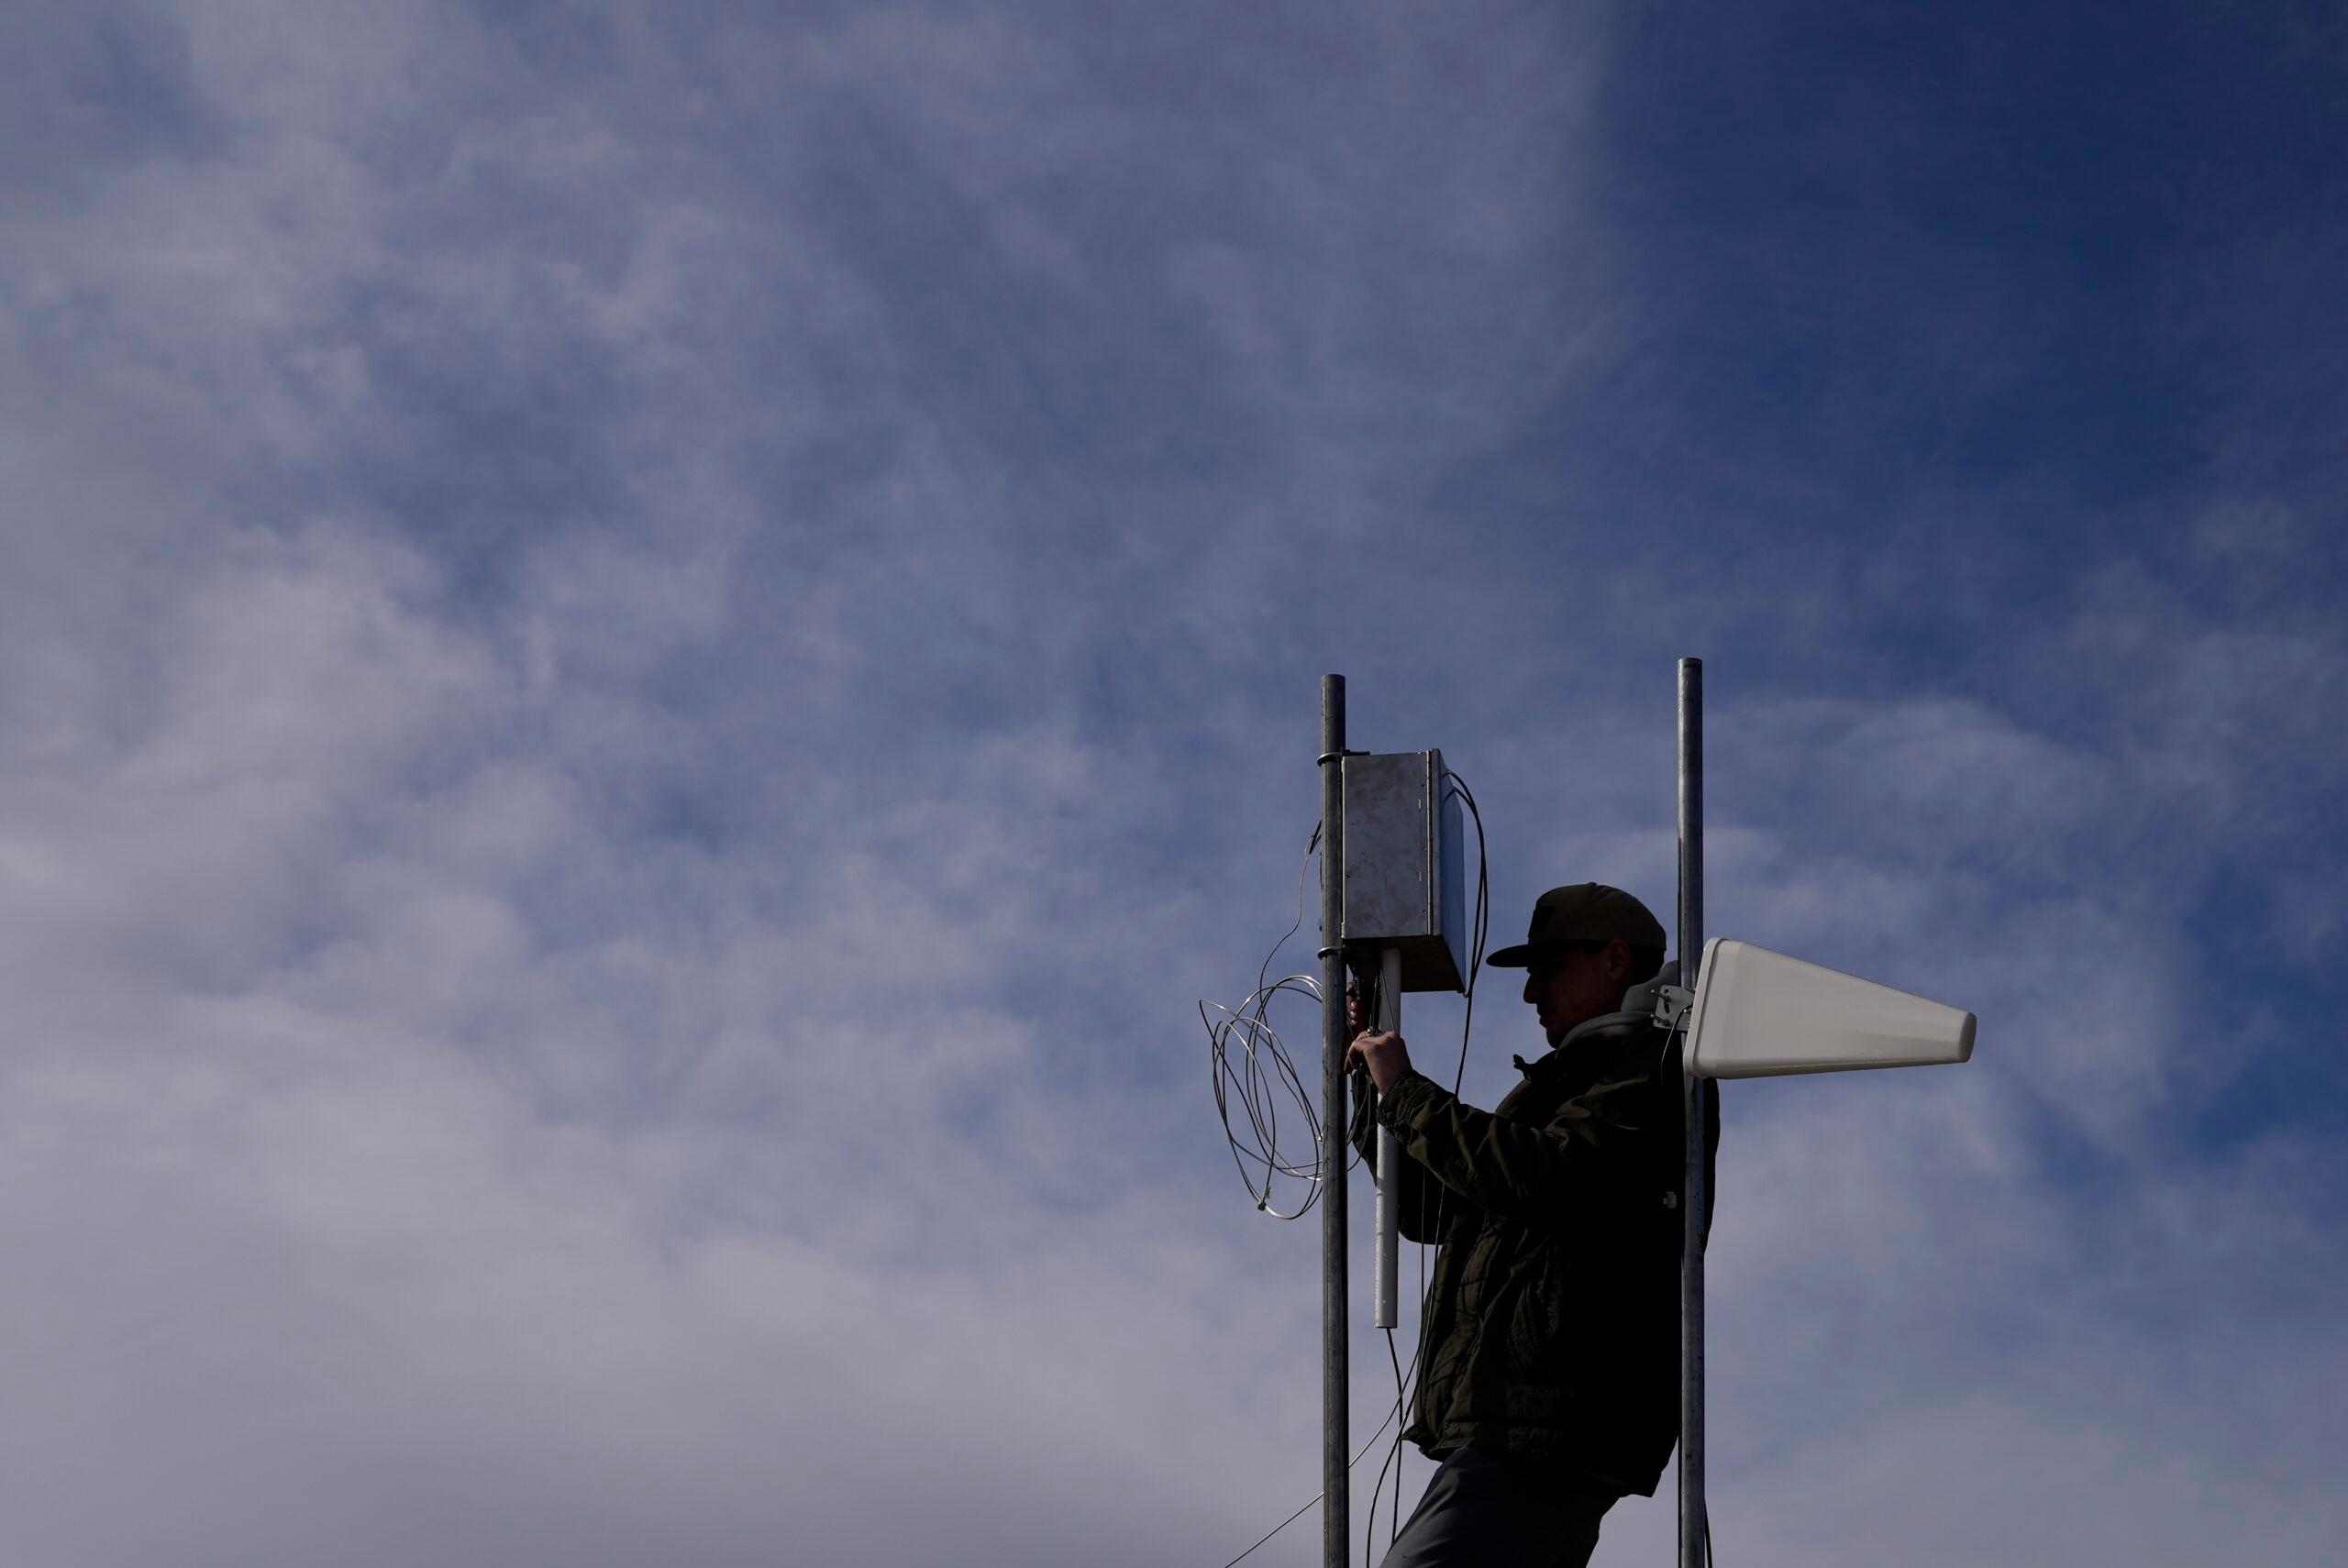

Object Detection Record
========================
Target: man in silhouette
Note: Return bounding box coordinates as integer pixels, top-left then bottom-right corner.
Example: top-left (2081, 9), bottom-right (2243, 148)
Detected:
top-left (1348, 883), bottom-right (1717, 1568)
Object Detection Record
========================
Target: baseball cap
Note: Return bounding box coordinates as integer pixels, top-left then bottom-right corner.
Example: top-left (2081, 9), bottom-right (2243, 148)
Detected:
top-left (1485, 883), bottom-right (1667, 968)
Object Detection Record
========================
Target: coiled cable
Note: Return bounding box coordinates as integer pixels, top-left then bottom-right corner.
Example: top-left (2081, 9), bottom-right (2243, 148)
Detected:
top-left (1201, 823), bottom-right (1357, 1220)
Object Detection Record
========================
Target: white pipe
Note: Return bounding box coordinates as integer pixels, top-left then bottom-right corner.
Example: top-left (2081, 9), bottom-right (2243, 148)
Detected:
top-left (1374, 945), bottom-right (1401, 1330)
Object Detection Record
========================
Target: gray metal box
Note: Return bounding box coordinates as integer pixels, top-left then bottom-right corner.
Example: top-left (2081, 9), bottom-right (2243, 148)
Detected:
top-left (1341, 749), bottom-right (1468, 993)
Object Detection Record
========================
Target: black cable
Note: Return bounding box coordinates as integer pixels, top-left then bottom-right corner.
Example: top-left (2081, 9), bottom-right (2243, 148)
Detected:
top-left (1371, 770), bottom-right (1490, 1562)
top-left (1376, 771), bottom-right (1489, 1556)
top-left (1359, 1327), bottom-right (1414, 1568)
top-left (1217, 1341), bottom-right (1427, 1568)
top-left (1440, 772), bottom-right (1490, 1099)
top-left (1263, 821), bottom-right (1319, 999)
top-left (1222, 1490), bottom-right (1315, 1568)
top-left (1359, 1326), bottom-right (1401, 1567)
top-left (1387, 1328), bottom-right (1406, 1546)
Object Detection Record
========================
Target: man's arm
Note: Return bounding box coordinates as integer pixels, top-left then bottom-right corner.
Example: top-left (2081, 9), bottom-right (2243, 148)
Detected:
top-left (1347, 1065), bottom-right (1453, 1242)
top-left (1373, 1061), bottom-right (1670, 1225)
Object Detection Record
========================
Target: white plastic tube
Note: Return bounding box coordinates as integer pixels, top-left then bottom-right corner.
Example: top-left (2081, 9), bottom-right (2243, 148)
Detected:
top-left (1373, 945), bottom-right (1401, 1331)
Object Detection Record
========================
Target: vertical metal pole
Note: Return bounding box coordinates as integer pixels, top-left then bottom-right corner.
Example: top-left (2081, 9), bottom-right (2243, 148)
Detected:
top-left (1373, 946), bottom-right (1401, 1329)
top-left (1318, 675), bottom-right (1350, 1568)
top-left (1678, 657), bottom-right (1708, 1568)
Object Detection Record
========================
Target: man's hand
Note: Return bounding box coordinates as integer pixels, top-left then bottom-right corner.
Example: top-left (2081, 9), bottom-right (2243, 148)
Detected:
top-left (1346, 1029), bottom-right (1412, 1095)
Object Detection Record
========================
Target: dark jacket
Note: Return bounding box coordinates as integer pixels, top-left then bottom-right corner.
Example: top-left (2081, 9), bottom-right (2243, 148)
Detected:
top-left (1352, 1012), bottom-right (1719, 1497)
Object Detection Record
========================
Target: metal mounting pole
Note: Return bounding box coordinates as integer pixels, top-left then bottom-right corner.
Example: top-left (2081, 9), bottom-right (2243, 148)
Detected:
top-left (1678, 657), bottom-right (1709, 1568)
top-left (1318, 675), bottom-right (1350, 1568)
top-left (1373, 946), bottom-right (1401, 1330)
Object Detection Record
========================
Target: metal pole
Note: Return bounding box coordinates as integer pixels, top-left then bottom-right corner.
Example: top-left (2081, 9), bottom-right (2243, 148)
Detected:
top-left (1678, 657), bottom-right (1708, 1568)
top-left (1373, 946), bottom-right (1401, 1329)
top-left (1318, 674), bottom-right (1350, 1568)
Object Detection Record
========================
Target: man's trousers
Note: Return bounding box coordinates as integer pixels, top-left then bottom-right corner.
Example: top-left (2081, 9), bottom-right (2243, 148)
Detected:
top-left (1376, 1447), bottom-right (1619, 1568)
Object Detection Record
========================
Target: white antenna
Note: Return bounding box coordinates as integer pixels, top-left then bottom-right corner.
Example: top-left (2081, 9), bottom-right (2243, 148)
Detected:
top-left (1682, 939), bottom-right (1977, 1078)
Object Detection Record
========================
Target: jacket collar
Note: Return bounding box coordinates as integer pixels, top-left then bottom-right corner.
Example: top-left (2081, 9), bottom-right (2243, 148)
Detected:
top-left (1513, 1009), bottom-right (1652, 1077)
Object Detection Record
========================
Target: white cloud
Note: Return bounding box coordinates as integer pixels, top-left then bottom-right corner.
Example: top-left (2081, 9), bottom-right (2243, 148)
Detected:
top-left (4, 4), bottom-right (2344, 1566)
top-left (0, 988), bottom-right (1337, 1567)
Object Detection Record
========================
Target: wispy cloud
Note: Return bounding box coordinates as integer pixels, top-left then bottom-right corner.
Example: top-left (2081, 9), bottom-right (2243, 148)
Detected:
top-left (4, 2), bottom-right (2343, 1564)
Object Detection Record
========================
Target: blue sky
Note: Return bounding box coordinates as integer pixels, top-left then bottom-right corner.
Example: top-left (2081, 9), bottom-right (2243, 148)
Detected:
top-left (3, 2), bottom-right (2342, 1563)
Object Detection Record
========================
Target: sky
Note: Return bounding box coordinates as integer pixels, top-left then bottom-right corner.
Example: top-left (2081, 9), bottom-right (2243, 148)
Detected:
top-left (3, 2), bottom-right (2344, 1564)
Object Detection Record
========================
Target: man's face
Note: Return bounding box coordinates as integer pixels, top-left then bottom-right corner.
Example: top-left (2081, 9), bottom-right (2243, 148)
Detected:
top-left (1522, 940), bottom-right (1632, 1045)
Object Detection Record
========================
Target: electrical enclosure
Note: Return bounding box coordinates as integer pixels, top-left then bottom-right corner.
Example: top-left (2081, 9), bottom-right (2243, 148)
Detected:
top-left (1685, 938), bottom-right (1977, 1078)
top-left (1340, 750), bottom-right (1468, 993)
